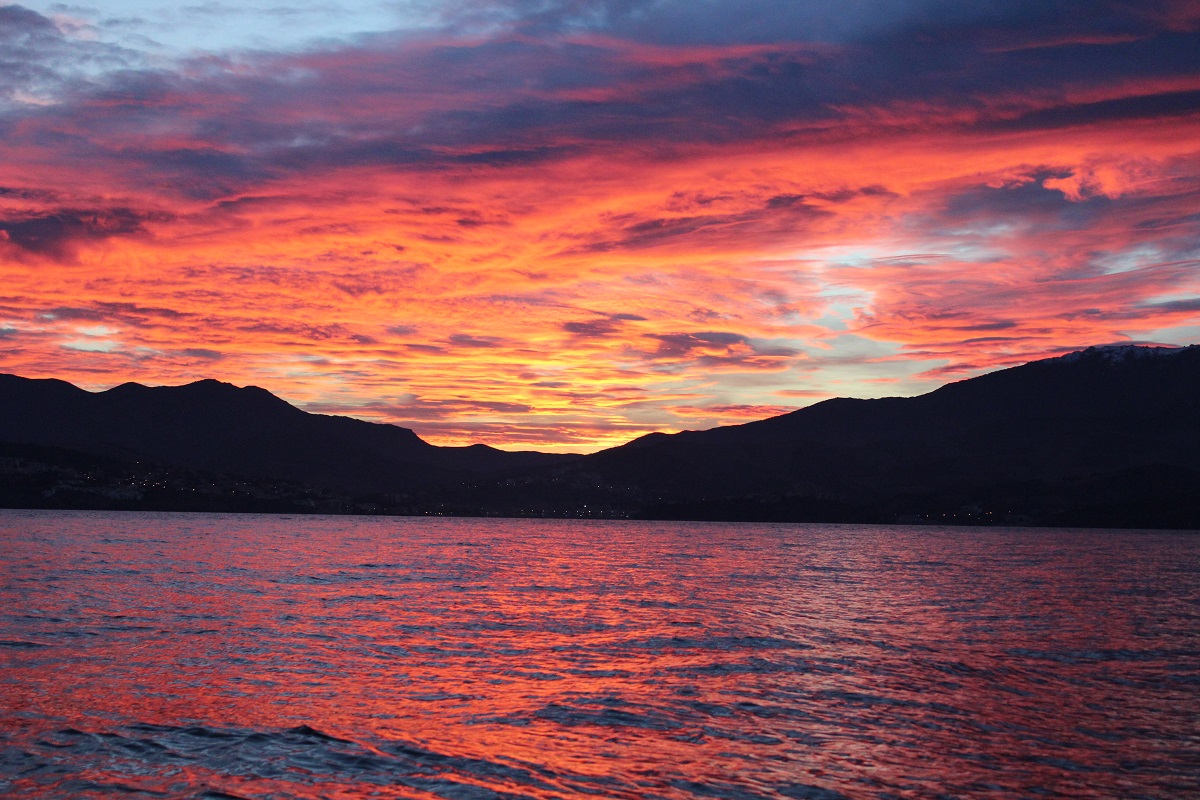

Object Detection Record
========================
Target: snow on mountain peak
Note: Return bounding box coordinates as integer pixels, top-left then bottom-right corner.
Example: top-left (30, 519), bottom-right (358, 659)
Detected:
top-left (1059, 344), bottom-right (1188, 364)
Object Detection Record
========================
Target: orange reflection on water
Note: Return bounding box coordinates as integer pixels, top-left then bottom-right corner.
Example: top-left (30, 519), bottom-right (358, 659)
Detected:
top-left (2, 512), bottom-right (1199, 799)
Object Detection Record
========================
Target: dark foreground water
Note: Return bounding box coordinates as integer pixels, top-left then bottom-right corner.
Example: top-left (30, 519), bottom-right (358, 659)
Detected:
top-left (1, 511), bottom-right (1198, 799)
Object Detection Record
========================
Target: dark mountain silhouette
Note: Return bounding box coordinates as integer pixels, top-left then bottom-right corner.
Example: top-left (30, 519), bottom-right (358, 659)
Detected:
top-left (0, 375), bottom-right (574, 494)
top-left (586, 344), bottom-right (1200, 495)
top-left (1, 344), bottom-right (1198, 527)
top-left (448, 344), bottom-right (1200, 527)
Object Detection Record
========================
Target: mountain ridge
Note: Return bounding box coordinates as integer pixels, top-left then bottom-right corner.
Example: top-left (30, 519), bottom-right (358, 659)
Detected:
top-left (2, 344), bottom-right (1198, 527)
top-left (0, 373), bottom-right (571, 494)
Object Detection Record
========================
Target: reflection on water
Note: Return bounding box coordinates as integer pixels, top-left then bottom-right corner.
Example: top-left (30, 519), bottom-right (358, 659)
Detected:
top-left (1, 510), bottom-right (1197, 799)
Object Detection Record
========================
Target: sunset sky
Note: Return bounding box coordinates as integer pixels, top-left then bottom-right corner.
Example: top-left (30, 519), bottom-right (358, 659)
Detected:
top-left (1, 1), bottom-right (1198, 451)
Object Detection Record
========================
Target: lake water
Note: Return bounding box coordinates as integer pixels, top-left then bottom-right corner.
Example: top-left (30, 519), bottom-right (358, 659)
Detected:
top-left (1, 511), bottom-right (1198, 799)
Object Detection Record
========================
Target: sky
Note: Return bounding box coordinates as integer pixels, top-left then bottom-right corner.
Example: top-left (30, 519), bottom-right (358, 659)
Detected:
top-left (1, 1), bottom-right (1198, 452)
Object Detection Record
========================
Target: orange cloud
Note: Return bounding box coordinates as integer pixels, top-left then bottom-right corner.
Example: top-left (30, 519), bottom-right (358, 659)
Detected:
top-left (1, 2), bottom-right (1198, 450)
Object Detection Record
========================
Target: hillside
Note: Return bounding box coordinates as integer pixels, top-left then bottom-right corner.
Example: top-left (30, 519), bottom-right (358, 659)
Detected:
top-left (0, 375), bottom-right (574, 495)
top-left (2, 345), bottom-right (1198, 527)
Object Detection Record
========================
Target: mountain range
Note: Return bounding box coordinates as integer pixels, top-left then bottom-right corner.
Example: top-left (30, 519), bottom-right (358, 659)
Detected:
top-left (2, 344), bottom-right (1198, 528)
top-left (0, 374), bottom-right (571, 494)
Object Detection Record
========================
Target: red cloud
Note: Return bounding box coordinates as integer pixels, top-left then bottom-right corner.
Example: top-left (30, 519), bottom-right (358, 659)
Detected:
top-left (0, 7), bottom-right (1197, 450)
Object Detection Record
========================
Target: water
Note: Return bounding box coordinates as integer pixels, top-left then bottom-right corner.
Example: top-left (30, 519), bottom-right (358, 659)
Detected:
top-left (1, 511), bottom-right (1198, 799)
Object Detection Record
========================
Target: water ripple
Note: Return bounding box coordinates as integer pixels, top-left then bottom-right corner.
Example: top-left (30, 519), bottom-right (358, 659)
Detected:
top-left (2, 511), bottom-right (1199, 799)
